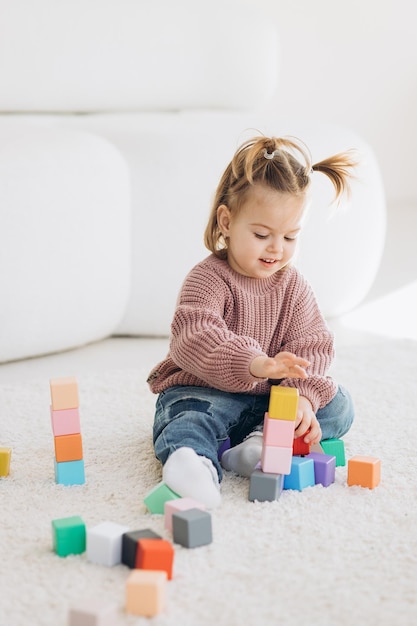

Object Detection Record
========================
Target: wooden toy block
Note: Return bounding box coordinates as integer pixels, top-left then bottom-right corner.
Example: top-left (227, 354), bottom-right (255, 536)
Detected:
top-left (125, 570), bottom-right (167, 617)
top-left (268, 386), bottom-right (299, 421)
top-left (249, 469), bottom-right (284, 502)
top-left (292, 434), bottom-right (311, 456)
top-left (261, 444), bottom-right (293, 474)
top-left (50, 406), bottom-right (81, 436)
top-left (54, 459), bottom-right (85, 485)
top-left (347, 455), bottom-right (381, 489)
top-left (86, 521), bottom-right (129, 567)
top-left (263, 413), bottom-right (295, 447)
top-left (144, 480), bottom-right (180, 514)
top-left (54, 433), bottom-right (83, 462)
top-left (136, 538), bottom-right (174, 579)
top-left (321, 438), bottom-right (346, 466)
top-left (121, 528), bottom-right (162, 569)
top-left (172, 508), bottom-right (212, 548)
top-left (50, 376), bottom-right (79, 410)
top-left (217, 436), bottom-right (231, 460)
top-left (68, 597), bottom-right (118, 626)
top-left (52, 515), bottom-right (86, 557)
top-left (306, 452), bottom-right (336, 487)
top-left (283, 456), bottom-right (315, 491)
top-left (164, 497), bottom-right (206, 532)
top-left (0, 447), bottom-right (12, 477)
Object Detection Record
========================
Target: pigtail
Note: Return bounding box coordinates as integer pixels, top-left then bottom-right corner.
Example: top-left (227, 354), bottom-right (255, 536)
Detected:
top-left (312, 150), bottom-right (358, 201)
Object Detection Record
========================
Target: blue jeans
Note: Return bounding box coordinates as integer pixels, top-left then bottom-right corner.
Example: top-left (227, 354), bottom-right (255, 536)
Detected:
top-left (153, 385), bottom-right (354, 482)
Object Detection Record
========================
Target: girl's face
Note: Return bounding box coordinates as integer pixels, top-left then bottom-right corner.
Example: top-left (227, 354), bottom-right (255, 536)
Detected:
top-left (217, 184), bottom-right (307, 279)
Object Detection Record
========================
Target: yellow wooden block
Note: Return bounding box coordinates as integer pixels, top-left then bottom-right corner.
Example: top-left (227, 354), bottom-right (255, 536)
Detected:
top-left (50, 376), bottom-right (79, 410)
top-left (268, 386), bottom-right (299, 420)
top-left (126, 570), bottom-right (167, 617)
top-left (0, 447), bottom-right (12, 477)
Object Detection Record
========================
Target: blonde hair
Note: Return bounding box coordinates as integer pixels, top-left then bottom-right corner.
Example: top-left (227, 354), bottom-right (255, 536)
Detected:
top-left (204, 135), bottom-right (358, 259)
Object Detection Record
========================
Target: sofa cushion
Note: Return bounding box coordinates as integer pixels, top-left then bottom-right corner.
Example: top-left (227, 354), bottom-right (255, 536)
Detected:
top-left (0, 125), bottom-right (131, 362)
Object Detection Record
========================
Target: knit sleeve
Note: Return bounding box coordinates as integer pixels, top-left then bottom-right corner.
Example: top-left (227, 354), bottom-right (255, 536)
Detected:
top-left (278, 275), bottom-right (337, 411)
top-left (169, 267), bottom-right (265, 392)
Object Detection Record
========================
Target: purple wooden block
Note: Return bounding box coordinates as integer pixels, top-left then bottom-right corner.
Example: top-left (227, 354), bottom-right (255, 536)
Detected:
top-left (218, 437), bottom-right (231, 460)
top-left (306, 452), bottom-right (336, 487)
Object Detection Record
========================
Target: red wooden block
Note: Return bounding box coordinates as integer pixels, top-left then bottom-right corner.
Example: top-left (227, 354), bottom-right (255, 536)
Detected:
top-left (293, 436), bottom-right (311, 456)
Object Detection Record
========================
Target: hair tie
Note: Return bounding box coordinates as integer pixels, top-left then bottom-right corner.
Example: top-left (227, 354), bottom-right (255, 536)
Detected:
top-left (263, 149), bottom-right (278, 160)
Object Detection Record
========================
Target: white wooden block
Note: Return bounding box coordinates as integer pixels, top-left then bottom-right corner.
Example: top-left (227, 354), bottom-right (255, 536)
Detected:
top-left (86, 521), bottom-right (129, 567)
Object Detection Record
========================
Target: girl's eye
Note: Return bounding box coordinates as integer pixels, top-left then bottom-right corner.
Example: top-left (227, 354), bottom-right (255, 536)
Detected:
top-left (285, 236), bottom-right (297, 242)
top-left (255, 233), bottom-right (268, 239)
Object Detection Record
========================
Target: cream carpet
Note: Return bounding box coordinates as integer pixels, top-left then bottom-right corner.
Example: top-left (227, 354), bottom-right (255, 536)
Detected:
top-left (1, 337), bottom-right (417, 626)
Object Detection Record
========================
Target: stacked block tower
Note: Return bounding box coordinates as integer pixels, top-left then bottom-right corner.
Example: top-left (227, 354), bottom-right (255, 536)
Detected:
top-left (261, 386), bottom-right (299, 474)
top-left (249, 386), bottom-right (299, 501)
top-left (50, 376), bottom-right (85, 485)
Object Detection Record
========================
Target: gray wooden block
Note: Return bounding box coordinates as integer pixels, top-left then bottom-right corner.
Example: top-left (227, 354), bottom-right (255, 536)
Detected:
top-left (172, 508), bottom-right (212, 548)
top-left (249, 469), bottom-right (284, 502)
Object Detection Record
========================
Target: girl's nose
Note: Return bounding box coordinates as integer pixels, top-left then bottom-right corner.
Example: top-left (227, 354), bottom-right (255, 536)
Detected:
top-left (267, 237), bottom-right (283, 258)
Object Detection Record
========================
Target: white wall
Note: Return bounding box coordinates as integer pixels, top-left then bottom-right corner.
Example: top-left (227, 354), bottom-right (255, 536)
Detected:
top-left (248, 0), bottom-right (417, 207)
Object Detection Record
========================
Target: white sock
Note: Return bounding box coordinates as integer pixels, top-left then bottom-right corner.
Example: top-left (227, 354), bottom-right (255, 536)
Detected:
top-left (163, 447), bottom-right (221, 509)
top-left (221, 432), bottom-right (263, 478)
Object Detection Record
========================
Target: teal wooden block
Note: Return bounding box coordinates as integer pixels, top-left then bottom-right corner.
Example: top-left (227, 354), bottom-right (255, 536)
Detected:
top-left (54, 458), bottom-right (85, 485)
top-left (52, 515), bottom-right (86, 557)
top-left (144, 481), bottom-right (180, 514)
top-left (321, 438), bottom-right (346, 466)
top-left (283, 457), bottom-right (315, 491)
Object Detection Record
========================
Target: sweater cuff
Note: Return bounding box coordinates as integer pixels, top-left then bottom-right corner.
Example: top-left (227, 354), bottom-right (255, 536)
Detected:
top-left (232, 349), bottom-right (267, 387)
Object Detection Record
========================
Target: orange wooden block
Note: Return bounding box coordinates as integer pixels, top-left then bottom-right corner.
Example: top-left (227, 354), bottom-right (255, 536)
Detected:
top-left (135, 538), bottom-right (174, 580)
top-left (50, 376), bottom-right (79, 410)
top-left (126, 570), bottom-right (167, 617)
top-left (347, 455), bottom-right (381, 489)
top-left (54, 433), bottom-right (83, 462)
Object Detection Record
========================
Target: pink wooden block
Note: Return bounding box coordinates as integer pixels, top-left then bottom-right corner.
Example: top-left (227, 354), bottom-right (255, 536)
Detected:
top-left (263, 412), bottom-right (295, 447)
top-left (261, 445), bottom-right (293, 474)
top-left (164, 497), bottom-right (206, 532)
top-left (50, 406), bottom-right (81, 436)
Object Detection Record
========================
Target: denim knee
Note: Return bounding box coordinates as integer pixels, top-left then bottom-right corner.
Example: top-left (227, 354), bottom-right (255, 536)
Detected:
top-left (317, 385), bottom-right (355, 440)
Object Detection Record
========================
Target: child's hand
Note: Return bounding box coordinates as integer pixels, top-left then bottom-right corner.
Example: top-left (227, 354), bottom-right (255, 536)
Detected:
top-left (250, 351), bottom-right (310, 380)
top-left (294, 396), bottom-right (322, 445)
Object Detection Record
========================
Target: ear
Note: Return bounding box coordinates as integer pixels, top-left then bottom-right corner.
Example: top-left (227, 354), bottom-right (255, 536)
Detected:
top-left (217, 204), bottom-right (232, 236)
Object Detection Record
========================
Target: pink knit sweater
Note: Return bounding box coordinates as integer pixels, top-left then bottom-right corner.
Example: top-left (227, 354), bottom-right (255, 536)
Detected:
top-left (147, 254), bottom-right (337, 412)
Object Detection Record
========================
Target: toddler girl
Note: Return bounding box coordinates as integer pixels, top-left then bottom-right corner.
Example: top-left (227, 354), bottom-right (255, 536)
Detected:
top-left (147, 135), bottom-right (356, 508)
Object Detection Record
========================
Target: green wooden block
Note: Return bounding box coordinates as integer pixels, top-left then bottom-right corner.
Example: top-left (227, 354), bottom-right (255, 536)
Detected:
top-left (52, 515), bottom-right (86, 557)
top-left (144, 481), bottom-right (180, 514)
top-left (321, 438), bottom-right (346, 467)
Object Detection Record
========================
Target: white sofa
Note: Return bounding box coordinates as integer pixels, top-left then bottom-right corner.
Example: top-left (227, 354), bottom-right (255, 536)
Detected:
top-left (0, 0), bottom-right (386, 363)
